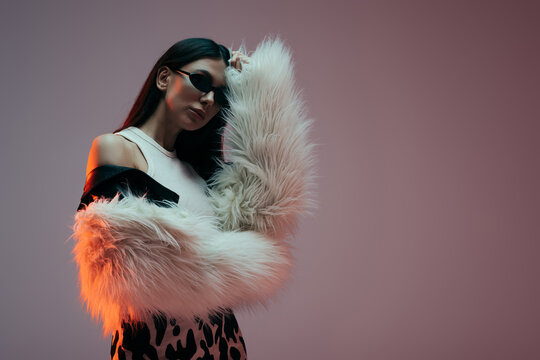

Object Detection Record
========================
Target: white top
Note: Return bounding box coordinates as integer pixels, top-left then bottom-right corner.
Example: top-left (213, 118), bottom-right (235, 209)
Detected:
top-left (115, 126), bottom-right (214, 217)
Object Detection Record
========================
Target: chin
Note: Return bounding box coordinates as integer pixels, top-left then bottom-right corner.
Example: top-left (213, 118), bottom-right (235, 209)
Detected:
top-left (180, 114), bottom-right (203, 131)
top-left (182, 121), bottom-right (210, 132)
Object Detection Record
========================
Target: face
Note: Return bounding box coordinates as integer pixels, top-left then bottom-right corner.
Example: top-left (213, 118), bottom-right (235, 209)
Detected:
top-left (157, 58), bottom-right (227, 131)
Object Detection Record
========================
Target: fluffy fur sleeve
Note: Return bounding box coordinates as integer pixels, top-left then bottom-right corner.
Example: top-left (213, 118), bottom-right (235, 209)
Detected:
top-left (207, 36), bottom-right (317, 238)
top-left (72, 191), bottom-right (292, 336)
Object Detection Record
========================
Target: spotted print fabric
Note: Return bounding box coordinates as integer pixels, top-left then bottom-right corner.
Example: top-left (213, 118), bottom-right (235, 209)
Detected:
top-left (110, 309), bottom-right (247, 359)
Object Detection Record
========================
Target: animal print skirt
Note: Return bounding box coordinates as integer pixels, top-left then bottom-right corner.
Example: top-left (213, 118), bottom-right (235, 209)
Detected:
top-left (110, 308), bottom-right (247, 359)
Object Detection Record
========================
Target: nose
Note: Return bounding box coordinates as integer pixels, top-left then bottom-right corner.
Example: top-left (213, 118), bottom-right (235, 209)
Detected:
top-left (200, 90), bottom-right (215, 106)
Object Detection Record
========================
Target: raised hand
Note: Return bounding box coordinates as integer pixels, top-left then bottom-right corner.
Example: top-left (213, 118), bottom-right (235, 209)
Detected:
top-left (229, 50), bottom-right (250, 71)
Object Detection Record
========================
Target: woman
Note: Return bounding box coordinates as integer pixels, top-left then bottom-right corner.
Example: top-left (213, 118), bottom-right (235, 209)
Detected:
top-left (71, 36), bottom-right (316, 359)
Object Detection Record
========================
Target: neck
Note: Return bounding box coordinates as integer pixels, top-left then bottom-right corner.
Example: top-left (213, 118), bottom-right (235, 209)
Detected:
top-left (138, 100), bottom-right (182, 152)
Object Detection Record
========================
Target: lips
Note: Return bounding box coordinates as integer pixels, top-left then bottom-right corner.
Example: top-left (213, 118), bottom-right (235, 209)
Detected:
top-left (189, 107), bottom-right (205, 121)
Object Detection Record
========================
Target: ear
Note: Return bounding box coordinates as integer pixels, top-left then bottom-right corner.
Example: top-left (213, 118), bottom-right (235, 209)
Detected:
top-left (156, 66), bottom-right (170, 91)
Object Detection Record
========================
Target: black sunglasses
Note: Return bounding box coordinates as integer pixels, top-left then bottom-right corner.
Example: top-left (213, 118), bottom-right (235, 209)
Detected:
top-left (174, 68), bottom-right (229, 107)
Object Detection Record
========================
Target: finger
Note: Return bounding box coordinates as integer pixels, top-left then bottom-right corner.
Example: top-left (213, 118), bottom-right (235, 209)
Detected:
top-left (231, 57), bottom-right (241, 70)
top-left (233, 53), bottom-right (248, 64)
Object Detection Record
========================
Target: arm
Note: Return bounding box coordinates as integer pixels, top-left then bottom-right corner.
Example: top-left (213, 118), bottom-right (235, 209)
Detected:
top-left (72, 186), bottom-right (292, 337)
top-left (207, 36), bottom-right (318, 238)
top-left (73, 133), bottom-right (292, 336)
top-left (85, 133), bottom-right (134, 178)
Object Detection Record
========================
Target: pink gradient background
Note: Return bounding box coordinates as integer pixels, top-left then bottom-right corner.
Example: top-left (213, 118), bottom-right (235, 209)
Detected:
top-left (1, 0), bottom-right (538, 359)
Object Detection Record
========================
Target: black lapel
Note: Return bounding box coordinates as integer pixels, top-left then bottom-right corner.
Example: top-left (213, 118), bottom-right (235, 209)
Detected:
top-left (77, 164), bottom-right (180, 211)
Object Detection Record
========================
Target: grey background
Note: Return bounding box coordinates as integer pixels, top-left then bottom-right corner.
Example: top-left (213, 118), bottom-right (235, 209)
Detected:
top-left (1, 0), bottom-right (539, 359)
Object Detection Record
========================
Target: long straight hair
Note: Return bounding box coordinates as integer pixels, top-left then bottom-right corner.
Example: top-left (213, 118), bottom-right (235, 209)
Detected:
top-left (113, 38), bottom-right (231, 183)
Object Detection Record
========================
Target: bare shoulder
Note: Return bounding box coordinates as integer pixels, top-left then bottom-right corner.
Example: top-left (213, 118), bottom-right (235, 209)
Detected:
top-left (85, 133), bottom-right (134, 177)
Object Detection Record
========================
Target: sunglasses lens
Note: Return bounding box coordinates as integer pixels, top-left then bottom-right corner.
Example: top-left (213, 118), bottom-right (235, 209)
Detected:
top-left (186, 72), bottom-right (228, 107)
top-left (190, 74), bottom-right (212, 93)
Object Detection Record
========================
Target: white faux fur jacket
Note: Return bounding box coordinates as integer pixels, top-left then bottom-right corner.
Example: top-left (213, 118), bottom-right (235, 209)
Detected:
top-left (71, 36), bottom-right (317, 336)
